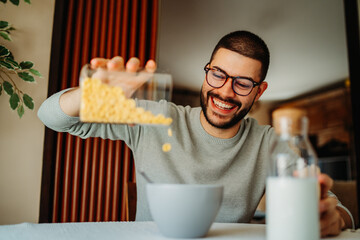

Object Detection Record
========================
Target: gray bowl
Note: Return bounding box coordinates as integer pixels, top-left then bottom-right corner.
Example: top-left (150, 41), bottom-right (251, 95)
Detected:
top-left (147, 183), bottom-right (223, 238)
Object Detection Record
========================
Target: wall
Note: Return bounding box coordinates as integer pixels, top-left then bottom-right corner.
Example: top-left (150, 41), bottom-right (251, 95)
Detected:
top-left (248, 101), bottom-right (277, 126)
top-left (157, 0), bottom-right (348, 101)
top-left (0, 1), bottom-right (55, 224)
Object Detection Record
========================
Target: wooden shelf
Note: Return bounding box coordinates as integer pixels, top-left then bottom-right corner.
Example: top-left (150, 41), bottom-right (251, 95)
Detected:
top-left (273, 86), bottom-right (353, 147)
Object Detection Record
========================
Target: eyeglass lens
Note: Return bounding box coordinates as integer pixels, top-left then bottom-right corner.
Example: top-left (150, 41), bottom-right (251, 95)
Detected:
top-left (207, 69), bottom-right (254, 96)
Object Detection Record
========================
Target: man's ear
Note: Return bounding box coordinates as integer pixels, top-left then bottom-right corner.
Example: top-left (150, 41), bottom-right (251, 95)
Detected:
top-left (255, 81), bottom-right (268, 102)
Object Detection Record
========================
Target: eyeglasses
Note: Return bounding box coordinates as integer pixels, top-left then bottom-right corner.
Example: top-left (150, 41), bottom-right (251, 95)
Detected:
top-left (204, 63), bottom-right (260, 96)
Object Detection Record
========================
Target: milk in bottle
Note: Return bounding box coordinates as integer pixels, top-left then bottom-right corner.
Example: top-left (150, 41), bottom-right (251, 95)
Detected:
top-left (266, 108), bottom-right (320, 240)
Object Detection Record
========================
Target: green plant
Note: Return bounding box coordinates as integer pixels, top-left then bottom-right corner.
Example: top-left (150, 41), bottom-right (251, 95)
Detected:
top-left (0, 0), bottom-right (42, 118)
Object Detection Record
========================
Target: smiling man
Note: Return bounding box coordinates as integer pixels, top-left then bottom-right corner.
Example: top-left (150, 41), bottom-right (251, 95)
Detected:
top-left (38, 30), bottom-right (354, 237)
top-left (200, 48), bottom-right (267, 137)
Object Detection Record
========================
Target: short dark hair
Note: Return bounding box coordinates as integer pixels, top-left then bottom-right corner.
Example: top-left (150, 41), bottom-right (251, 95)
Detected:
top-left (210, 30), bottom-right (270, 82)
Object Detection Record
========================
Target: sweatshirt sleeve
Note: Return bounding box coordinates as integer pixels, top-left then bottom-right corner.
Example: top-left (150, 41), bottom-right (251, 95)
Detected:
top-left (37, 89), bottom-right (81, 132)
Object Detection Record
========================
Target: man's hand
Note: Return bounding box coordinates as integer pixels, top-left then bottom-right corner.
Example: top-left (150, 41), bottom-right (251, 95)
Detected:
top-left (318, 174), bottom-right (349, 237)
top-left (90, 57), bottom-right (157, 98)
top-left (90, 56), bottom-right (156, 73)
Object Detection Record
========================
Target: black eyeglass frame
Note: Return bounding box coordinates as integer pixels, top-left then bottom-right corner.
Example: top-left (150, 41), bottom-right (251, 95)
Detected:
top-left (204, 63), bottom-right (261, 96)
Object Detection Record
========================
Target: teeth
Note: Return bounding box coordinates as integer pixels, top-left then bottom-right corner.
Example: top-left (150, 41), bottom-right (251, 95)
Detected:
top-left (213, 98), bottom-right (233, 110)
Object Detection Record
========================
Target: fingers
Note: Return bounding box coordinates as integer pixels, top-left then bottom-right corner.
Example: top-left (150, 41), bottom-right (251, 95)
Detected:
top-left (321, 218), bottom-right (342, 237)
top-left (107, 56), bottom-right (124, 71)
top-left (319, 197), bottom-right (344, 237)
top-left (320, 206), bottom-right (344, 237)
top-left (145, 59), bottom-right (157, 73)
top-left (125, 58), bottom-right (157, 73)
top-left (126, 57), bottom-right (141, 73)
top-left (90, 58), bottom-right (108, 68)
top-left (318, 173), bottom-right (333, 199)
top-left (90, 57), bottom-right (157, 72)
top-left (319, 197), bottom-right (337, 215)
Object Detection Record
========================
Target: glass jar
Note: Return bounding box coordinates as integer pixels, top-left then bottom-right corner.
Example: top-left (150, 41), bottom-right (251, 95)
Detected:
top-left (266, 108), bottom-right (320, 240)
top-left (79, 64), bottom-right (173, 125)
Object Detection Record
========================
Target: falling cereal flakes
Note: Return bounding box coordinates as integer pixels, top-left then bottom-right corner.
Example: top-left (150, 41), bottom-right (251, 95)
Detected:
top-left (167, 128), bottom-right (173, 137)
top-left (162, 143), bottom-right (172, 152)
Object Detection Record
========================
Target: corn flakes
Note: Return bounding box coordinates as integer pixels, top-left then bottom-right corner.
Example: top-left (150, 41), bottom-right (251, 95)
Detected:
top-left (80, 77), bottom-right (173, 125)
top-left (162, 143), bottom-right (172, 152)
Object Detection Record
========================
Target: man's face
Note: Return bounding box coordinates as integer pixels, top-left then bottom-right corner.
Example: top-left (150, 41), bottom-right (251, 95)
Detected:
top-left (200, 48), bottom-right (266, 129)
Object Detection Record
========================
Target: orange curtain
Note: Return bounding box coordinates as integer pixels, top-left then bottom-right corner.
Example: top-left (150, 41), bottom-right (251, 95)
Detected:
top-left (40, 0), bottom-right (159, 223)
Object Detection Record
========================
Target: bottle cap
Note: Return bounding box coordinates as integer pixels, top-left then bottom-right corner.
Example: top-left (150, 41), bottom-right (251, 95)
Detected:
top-left (272, 107), bottom-right (307, 135)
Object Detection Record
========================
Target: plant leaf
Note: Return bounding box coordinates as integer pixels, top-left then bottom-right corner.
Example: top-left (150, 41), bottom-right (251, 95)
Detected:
top-left (3, 81), bottom-right (13, 95)
top-left (23, 93), bottom-right (34, 109)
top-left (24, 0), bottom-right (31, 3)
top-left (0, 59), bottom-right (14, 69)
top-left (0, 0), bottom-right (7, 3)
top-left (18, 72), bottom-right (35, 82)
top-left (9, 93), bottom-right (19, 110)
top-left (0, 21), bottom-right (9, 29)
top-left (0, 45), bottom-right (10, 57)
top-left (9, 0), bottom-right (19, 5)
top-left (19, 61), bottom-right (33, 69)
top-left (17, 104), bottom-right (24, 118)
top-left (0, 31), bottom-right (12, 41)
top-left (5, 57), bottom-right (19, 68)
top-left (0, 82), bottom-right (2, 96)
top-left (7, 51), bottom-right (14, 59)
top-left (29, 68), bottom-right (42, 77)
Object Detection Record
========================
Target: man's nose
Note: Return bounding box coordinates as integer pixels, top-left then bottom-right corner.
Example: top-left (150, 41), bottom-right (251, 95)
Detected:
top-left (221, 77), bottom-right (236, 96)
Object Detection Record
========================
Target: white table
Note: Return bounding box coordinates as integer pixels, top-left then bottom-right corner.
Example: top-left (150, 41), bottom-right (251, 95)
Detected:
top-left (0, 221), bottom-right (359, 240)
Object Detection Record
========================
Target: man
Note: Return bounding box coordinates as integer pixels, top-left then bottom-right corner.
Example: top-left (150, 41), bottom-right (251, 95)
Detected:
top-left (38, 30), bottom-right (354, 237)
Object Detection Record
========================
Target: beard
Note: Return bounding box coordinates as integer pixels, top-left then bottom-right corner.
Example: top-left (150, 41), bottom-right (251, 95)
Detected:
top-left (200, 87), bottom-right (255, 129)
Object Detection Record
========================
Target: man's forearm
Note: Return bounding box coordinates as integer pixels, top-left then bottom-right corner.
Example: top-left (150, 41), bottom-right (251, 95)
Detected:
top-left (59, 87), bottom-right (81, 117)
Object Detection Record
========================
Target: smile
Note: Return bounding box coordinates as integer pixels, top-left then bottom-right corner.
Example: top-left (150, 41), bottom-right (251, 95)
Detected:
top-left (212, 97), bottom-right (236, 110)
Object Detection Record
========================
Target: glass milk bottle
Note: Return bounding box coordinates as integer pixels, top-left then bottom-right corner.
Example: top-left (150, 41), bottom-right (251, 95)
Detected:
top-left (266, 108), bottom-right (320, 240)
